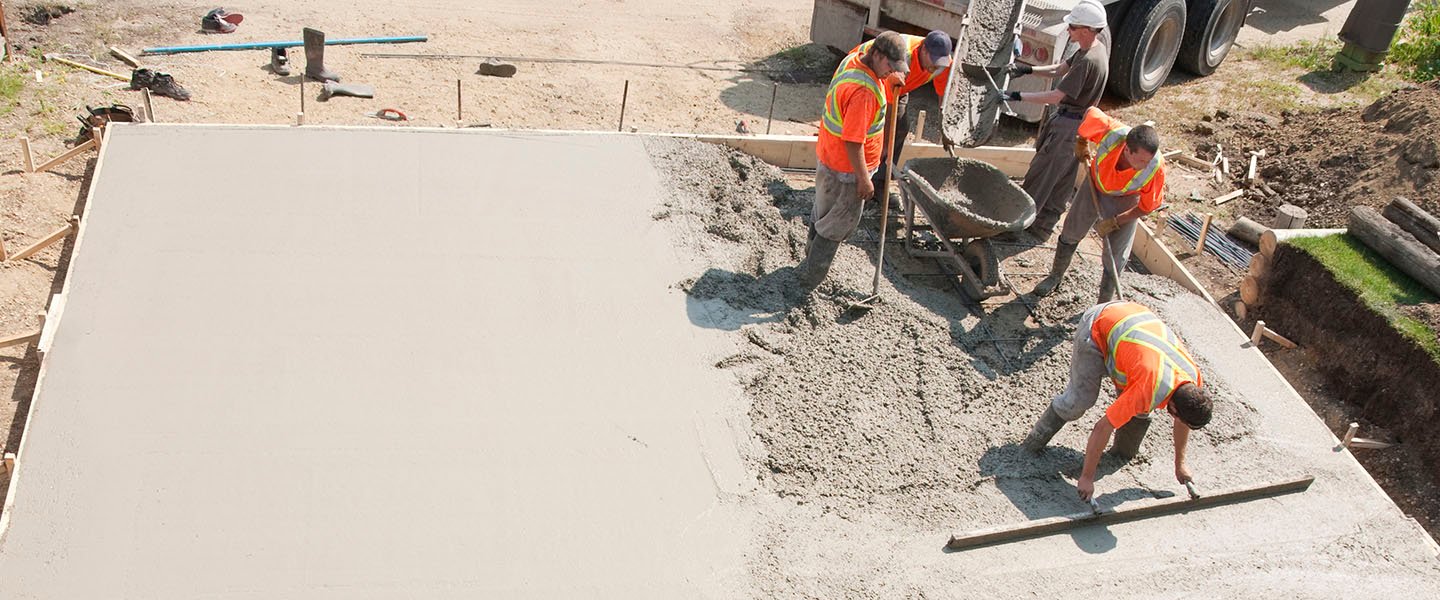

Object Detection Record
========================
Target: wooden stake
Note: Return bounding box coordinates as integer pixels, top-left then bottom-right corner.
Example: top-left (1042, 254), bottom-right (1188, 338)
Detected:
top-left (109, 46), bottom-right (142, 68)
top-left (2, 453), bottom-right (13, 478)
top-left (0, 330), bottom-right (41, 348)
top-left (1247, 152), bottom-right (1259, 180)
top-left (914, 110), bottom-right (927, 143)
top-left (1194, 213), bottom-right (1213, 253)
top-left (1262, 326), bottom-right (1297, 349)
top-left (9, 217), bottom-right (77, 262)
top-left (765, 82), bottom-right (777, 135)
top-left (1174, 153), bottom-right (1211, 170)
top-left (1350, 438), bottom-right (1395, 450)
top-left (142, 88), bottom-right (155, 123)
top-left (456, 78), bottom-right (463, 121)
top-left (617, 80), bottom-right (629, 132)
top-left (946, 476), bottom-right (1315, 550)
top-left (1250, 320), bottom-right (1266, 346)
top-left (1213, 189), bottom-right (1244, 205)
top-left (33, 139), bottom-right (98, 174)
top-left (19, 136), bottom-right (33, 172)
top-left (1341, 422), bottom-right (1359, 447)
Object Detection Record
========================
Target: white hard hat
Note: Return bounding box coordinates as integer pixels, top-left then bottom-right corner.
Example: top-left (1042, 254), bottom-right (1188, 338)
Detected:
top-left (1064, 0), bottom-right (1107, 29)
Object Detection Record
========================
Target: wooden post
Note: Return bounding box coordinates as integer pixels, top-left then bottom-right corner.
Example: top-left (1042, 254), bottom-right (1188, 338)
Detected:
top-left (1250, 320), bottom-right (1266, 346)
top-left (1239, 275), bottom-right (1261, 305)
top-left (33, 139), bottom-right (98, 174)
top-left (1341, 422), bottom-right (1359, 448)
top-left (913, 110), bottom-right (927, 142)
top-left (1195, 213), bottom-right (1213, 253)
top-left (142, 88), bottom-right (155, 123)
top-left (867, 0), bottom-right (882, 28)
top-left (1274, 203), bottom-right (1308, 229)
top-left (765, 82), bottom-right (777, 135)
top-left (617, 80), bottom-right (629, 132)
top-left (9, 217), bottom-right (77, 262)
top-left (19, 136), bottom-right (33, 172)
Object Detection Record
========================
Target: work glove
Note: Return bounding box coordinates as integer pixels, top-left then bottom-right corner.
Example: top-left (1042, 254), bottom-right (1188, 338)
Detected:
top-left (941, 134), bottom-right (956, 156)
top-left (1005, 63), bottom-right (1034, 76)
top-left (1095, 217), bottom-right (1119, 236)
top-left (1074, 136), bottom-right (1092, 161)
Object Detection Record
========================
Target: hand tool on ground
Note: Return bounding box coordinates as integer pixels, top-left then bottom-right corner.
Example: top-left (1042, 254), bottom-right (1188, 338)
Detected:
top-left (367, 108), bottom-right (408, 121)
top-left (43, 54), bottom-right (130, 82)
top-left (850, 95), bottom-right (902, 311)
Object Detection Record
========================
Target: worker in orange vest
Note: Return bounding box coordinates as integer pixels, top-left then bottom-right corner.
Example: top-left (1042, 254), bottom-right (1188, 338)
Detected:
top-left (1021, 301), bottom-right (1213, 501)
top-left (846, 31), bottom-right (954, 191)
top-left (797, 31), bottom-right (910, 288)
top-left (1032, 107), bottom-right (1166, 302)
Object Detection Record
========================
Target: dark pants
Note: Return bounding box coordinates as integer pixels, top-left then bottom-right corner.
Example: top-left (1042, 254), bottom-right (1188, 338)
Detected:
top-left (1020, 111), bottom-right (1084, 232)
top-left (871, 93), bottom-right (911, 191)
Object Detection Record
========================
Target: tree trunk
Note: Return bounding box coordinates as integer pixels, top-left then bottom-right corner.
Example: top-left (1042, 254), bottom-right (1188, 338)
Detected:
top-left (1349, 205), bottom-right (1440, 297)
top-left (1382, 197), bottom-right (1440, 256)
top-left (1273, 203), bottom-right (1308, 229)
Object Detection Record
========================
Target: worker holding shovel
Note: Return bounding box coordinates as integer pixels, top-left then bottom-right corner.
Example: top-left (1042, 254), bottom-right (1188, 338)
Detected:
top-left (1021, 300), bottom-right (1213, 501)
top-left (845, 30), bottom-right (955, 192)
top-left (1031, 107), bottom-right (1166, 302)
top-left (797, 31), bottom-right (910, 289)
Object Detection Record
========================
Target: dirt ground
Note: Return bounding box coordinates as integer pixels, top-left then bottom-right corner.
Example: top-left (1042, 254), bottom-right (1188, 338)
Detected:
top-left (3, 0), bottom-right (1439, 556)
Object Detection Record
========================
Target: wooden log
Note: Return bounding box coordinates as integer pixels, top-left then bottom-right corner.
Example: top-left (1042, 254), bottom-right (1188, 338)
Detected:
top-left (1381, 197), bottom-right (1440, 256)
top-left (1349, 205), bottom-right (1440, 297)
top-left (1273, 203), bottom-right (1308, 229)
top-left (33, 138), bottom-right (98, 174)
top-left (945, 476), bottom-right (1314, 550)
top-left (1228, 216), bottom-right (1266, 245)
top-left (20, 136), bottom-right (33, 172)
top-left (1240, 276), bottom-right (1261, 306)
top-left (0, 330), bottom-right (40, 348)
top-left (8, 218), bottom-right (77, 262)
top-left (1248, 252), bottom-right (1269, 280)
top-left (1259, 228), bottom-right (1346, 258)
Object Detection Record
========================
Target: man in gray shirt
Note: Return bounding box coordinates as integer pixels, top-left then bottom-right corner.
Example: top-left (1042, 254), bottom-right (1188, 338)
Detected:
top-left (995, 0), bottom-right (1111, 239)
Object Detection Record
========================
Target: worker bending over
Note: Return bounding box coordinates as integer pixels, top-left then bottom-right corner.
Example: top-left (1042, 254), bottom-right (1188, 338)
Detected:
top-left (1032, 107), bottom-right (1166, 301)
top-left (995, 0), bottom-right (1110, 238)
top-left (798, 31), bottom-right (909, 288)
top-left (1021, 301), bottom-right (1212, 501)
top-left (847, 30), bottom-right (955, 191)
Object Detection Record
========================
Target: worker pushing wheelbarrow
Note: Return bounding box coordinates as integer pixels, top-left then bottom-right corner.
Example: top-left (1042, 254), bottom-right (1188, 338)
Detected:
top-left (896, 157), bottom-right (1036, 300)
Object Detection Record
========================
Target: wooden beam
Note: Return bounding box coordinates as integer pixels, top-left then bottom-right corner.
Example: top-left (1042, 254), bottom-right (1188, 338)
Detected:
top-left (1212, 189), bottom-right (1244, 205)
top-left (1130, 221), bottom-right (1217, 305)
top-left (945, 476), bottom-right (1315, 550)
top-left (108, 46), bottom-right (142, 68)
top-left (33, 138), bottom-right (98, 174)
top-left (0, 330), bottom-right (40, 349)
top-left (683, 134), bottom-right (1037, 177)
top-left (8, 218), bottom-right (77, 262)
top-left (1262, 326), bottom-right (1297, 349)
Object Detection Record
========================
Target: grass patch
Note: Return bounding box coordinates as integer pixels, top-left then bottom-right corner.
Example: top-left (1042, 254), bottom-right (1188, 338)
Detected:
top-left (1392, 0), bottom-right (1440, 82)
top-left (1225, 78), bottom-right (1302, 112)
top-left (1246, 38), bottom-right (1343, 71)
top-left (1291, 234), bottom-right (1440, 362)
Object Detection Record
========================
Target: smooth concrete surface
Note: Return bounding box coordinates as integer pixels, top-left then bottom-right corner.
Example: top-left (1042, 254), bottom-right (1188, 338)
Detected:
top-left (0, 125), bottom-right (753, 598)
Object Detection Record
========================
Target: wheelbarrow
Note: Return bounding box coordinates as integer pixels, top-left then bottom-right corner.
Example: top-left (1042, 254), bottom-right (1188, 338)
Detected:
top-left (897, 157), bottom-right (1036, 299)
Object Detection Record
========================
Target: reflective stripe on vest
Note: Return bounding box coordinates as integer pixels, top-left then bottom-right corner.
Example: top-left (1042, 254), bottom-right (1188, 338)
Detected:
top-left (850, 37), bottom-right (935, 87)
top-left (1093, 126), bottom-right (1161, 196)
top-left (1104, 312), bottom-right (1199, 410)
top-left (821, 64), bottom-right (887, 138)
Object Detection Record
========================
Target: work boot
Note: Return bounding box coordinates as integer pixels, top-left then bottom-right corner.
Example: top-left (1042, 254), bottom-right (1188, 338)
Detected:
top-left (149, 72), bottom-right (191, 101)
top-left (1031, 240), bottom-right (1078, 297)
top-left (476, 58), bottom-right (518, 78)
top-left (303, 27), bottom-right (341, 82)
top-left (1109, 413), bottom-right (1152, 460)
top-left (129, 67), bottom-right (156, 91)
top-left (270, 47), bottom-right (291, 76)
top-left (797, 235), bottom-right (841, 289)
top-left (1098, 268), bottom-right (1119, 303)
top-left (319, 82), bottom-right (375, 101)
top-left (1021, 406), bottom-right (1066, 454)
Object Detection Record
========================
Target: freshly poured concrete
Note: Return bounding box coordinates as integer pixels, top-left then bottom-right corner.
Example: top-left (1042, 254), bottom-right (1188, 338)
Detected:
top-left (0, 125), bottom-right (753, 597)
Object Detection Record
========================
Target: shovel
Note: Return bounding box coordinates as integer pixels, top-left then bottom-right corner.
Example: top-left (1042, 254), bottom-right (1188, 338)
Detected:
top-left (848, 95), bottom-right (902, 312)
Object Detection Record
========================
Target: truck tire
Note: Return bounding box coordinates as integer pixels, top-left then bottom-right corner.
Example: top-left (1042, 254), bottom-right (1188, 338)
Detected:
top-left (1109, 0), bottom-right (1187, 101)
top-left (1177, 0), bottom-right (1247, 75)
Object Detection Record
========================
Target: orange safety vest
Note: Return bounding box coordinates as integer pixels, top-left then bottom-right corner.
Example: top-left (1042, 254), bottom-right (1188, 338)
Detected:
top-left (847, 35), bottom-right (939, 96)
top-left (1096, 303), bottom-right (1201, 412)
top-left (821, 56), bottom-right (887, 139)
top-left (1091, 125), bottom-right (1162, 196)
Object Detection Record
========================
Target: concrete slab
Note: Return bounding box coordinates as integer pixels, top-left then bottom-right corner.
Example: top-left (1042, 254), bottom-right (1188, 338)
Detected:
top-left (0, 125), bottom-right (754, 598)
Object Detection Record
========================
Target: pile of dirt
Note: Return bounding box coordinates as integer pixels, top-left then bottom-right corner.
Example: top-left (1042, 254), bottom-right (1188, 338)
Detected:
top-left (644, 137), bottom-right (1263, 532)
top-left (1203, 81), bottom-right (1440, 227)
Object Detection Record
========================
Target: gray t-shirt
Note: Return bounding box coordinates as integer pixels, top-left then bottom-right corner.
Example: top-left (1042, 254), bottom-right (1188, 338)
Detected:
top-left (1056, 28), bottom-right (1111, 112)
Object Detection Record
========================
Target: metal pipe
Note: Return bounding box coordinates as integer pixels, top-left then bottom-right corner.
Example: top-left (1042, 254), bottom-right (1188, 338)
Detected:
top-left (766, 82), bottom-right (777, 135)
top-left (143, 35), bottom-right (429, 55)
top-left (618, 80), bottom-right (629, 132)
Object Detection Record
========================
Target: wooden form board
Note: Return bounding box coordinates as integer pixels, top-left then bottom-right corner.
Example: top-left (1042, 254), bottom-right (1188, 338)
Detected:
top-left (1131, 221), bottom-right (1218, 306)
top-left (683, 133), bottom-right (1036, 177)
top-left (947, 475), bottom-right (1315, 550)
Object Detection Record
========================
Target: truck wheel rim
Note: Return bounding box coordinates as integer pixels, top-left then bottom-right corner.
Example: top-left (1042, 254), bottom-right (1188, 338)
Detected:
top-left (1209, 0), bottom-right (1245, 65)
top-left (1142, 13), bottom-right (1183, 89)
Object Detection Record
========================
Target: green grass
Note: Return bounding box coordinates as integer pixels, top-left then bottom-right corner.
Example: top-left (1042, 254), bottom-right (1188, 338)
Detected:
top-left (1290, 234), bottom-right (1440, 363)
top-left (1246, 38), bottom-right (1344, 71)
top-left (1392, 0), bottom-right (1440, 82)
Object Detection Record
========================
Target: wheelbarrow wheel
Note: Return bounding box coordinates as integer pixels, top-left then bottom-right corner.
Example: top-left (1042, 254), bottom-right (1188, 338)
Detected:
top-left (962, 240), bottom-right (1000, 293)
